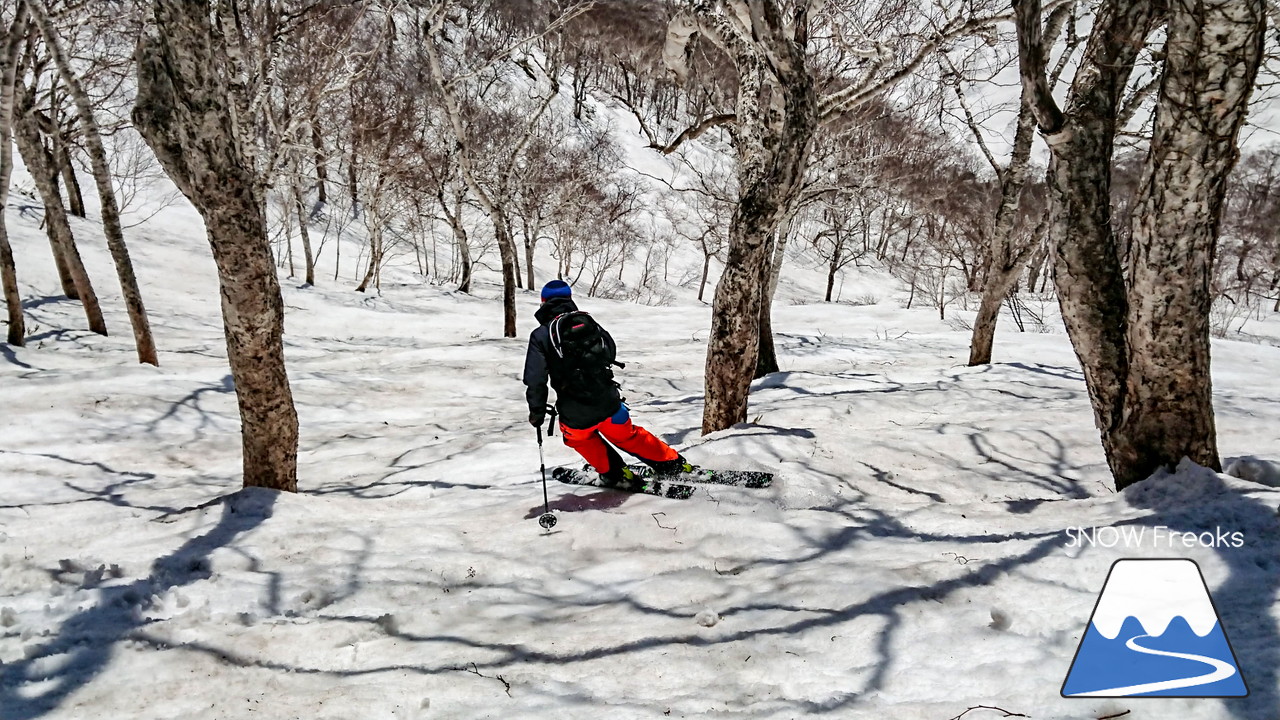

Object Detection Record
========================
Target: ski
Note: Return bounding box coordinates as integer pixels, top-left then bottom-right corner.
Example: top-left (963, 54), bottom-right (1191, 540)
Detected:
top-left (627, 464), bottom-right (773, 489)
top-left (551, 466), bottom-right (697, 500)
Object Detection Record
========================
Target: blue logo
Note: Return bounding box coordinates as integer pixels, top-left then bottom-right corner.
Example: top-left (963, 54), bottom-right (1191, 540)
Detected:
top-left (1062, 559), bottom-right (1247, 698)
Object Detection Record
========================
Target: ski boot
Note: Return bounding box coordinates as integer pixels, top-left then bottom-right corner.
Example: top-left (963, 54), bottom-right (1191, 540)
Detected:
top-left (598, 464), bottom-right (640, 488)
top-left (648, 455), bottom-right (696, 478)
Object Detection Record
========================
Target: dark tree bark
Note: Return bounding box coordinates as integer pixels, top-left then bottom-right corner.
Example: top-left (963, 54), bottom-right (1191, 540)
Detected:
top-left (522, 214), bottom-right (542, 291)
top-left (311, 123), bottom-right (328, 208)
top-left (823, 231), bottom-right (843, 302)
top-left (1016, 0), bottom-right (1265, 488)
top-left (48, 234), bottom-right (77, 297)
top-left (134, 0), bottom-right (299, 492)
top-left (1016, 0), bottom-right (1158, 472)
top-left (697, 233), bottom-right (713, 302)
top-left (754, 227), bottom-right (781, 378)
top-left (13, 84), bottom-right (107, 334)
top-left (756, 215), bottom-right (793, 378)
top-left (438, 176), bottom-right (472, 294)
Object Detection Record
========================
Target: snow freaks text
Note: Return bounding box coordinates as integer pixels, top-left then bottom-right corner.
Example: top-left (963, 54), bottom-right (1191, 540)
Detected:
top-left (1064, 526), bottom-right (1245, 549)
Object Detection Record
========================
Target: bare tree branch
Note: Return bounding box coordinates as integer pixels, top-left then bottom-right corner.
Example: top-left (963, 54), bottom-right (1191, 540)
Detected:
top-left (1013, 0), bottom-right (1066, 135)
top-left (658, 112), bottom-right (736, 154)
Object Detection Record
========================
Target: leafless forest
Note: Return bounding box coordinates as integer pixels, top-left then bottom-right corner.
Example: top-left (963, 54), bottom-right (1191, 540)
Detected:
top-left (2, 0), bottom-right (1277, 491)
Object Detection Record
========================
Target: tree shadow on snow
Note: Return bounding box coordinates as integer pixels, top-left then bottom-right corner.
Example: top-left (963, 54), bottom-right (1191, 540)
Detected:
top-left (0, 488), bottom-right (280, 720)
top-left (0, 343), bottom-right (34, 370)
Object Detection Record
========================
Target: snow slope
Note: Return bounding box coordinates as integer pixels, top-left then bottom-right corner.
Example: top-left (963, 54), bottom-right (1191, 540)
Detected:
top-left (3, 58), bottom-right (1280, 717)
top-left (3, 178), bottom-right (1280, 720)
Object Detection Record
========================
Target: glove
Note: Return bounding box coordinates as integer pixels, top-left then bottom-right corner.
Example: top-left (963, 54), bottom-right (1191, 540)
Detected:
top-left (529, 408), bottom-right (546, 427)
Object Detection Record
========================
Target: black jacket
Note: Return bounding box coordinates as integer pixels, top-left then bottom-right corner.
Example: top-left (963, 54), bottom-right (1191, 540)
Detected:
top-left (523, 296), bottom-right (621, 429)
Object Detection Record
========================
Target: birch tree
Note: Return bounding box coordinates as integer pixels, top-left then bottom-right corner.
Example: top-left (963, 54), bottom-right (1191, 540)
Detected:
top-left (0, 2), bottom-right (28, 347)
top-left (12, 82), bottom-right (107, 335)
top-left (419, 1), bottom-right (591, 337)
top-left (959, 3), bottom-right (1080, 365)
top-left (134, 0), bottom-right (299, 491)
top-left (28, 0), bottom-right (158, 365)
top-left (664, 1), bottom-right (818, 433)
top-left (1016, 0), bottom-right (1267, 488)
top-left (666, 0), bottom-right (1008, 433)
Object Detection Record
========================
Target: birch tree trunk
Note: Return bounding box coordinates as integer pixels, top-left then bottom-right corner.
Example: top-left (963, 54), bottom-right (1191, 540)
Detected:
top-left (1110, 0), bottom-right (1265, 486)
top-left (356, 193), bottom-right (385, 293)
top-left (44, 87), bottom-right (85, 222)
top-left (511, 222), bottom-right (523, 291)
top-left (756, 214), bottom-right (793, 378)
top-left (698, 241), bottom-right (711, 302)
top-left (1025, 236), bottom-right (1049, 292)
top-left (668, 2), bottom-right (818, 433)
top-left (522, 215), bottom-right (542, 291)
top-left (440, 178), bottom-right (472, 294)
top-left (0, 2), bottom-right (28, 347)
top-left (49, 236), bottom-right (77, 298)
top-left (1017, 0), bottom-right (1158, 456)
top-left (55, 140), bottom-right (85, 219)
top-left (293, 183), bottom-right (315, 287)
top-left (13, 86), bottom-right (107, 334)
top-left (1017, 0), bottom-right (1265, 488)
top-left (48, 87), bottom-right (86, 220)
top-left (30, 0), bottom-right (158, 365)
top-left (968, 85), bottom-right (1039, 365)
top-left (134, 0), bottom-right (299, 492)
top-left (422, 9), bottom-right (517, 336)
top-left (311, 124), bottom-right (328, 208)
top-left (824, 234), bottom-right (843, 302)
top-left (754, 231), bottom-right (779, 378)
top-left (16, 102), bottom-right (76, 304)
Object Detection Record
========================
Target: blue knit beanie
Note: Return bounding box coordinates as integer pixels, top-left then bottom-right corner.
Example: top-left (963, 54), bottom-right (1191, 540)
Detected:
top-left (541, 280), bottom-right (572, 301)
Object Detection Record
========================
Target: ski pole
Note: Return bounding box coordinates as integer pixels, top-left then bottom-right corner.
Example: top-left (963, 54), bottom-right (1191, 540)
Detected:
top-left (537, 425), bottom-right (556, 530)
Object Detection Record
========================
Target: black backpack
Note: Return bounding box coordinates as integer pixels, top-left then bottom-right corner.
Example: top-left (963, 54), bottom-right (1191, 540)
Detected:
top-left (549, 311), bottom-right (622, 398)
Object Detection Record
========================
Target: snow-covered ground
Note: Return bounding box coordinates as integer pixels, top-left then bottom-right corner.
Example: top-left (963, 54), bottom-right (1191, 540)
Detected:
top-left (4, 52), bottom-right (1280, 715)
top-left (3, 177), bottom-right (1280, 720)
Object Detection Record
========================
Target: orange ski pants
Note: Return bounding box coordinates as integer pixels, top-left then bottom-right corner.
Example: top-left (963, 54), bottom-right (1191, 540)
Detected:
top-left (560, 405), bottom-right (678, 473)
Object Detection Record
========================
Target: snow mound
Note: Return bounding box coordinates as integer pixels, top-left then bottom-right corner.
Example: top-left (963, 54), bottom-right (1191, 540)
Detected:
top-left (1224, 455), bottom-right (1280, 487)
top-left (1121, 459), bottom-right (1231, 509)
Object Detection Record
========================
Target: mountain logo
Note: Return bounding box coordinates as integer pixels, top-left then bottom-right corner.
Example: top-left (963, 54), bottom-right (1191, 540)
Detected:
top-left (1062, 558), bottom-right (1247, 697)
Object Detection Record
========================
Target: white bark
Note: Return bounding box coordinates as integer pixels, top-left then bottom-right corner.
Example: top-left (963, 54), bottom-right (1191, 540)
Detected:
top-left (0, 1), bottom-right (28, 346)
top-left (13, 83), bottom-right (107, 335)
top-left (30, 0), bottom-right (158, 365)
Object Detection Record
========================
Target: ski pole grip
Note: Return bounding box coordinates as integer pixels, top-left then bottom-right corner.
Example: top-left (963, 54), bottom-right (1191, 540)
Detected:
top-left (536, 425), bottom-right (543, 445)
top-left (546, 405), bottom-right (558, 437)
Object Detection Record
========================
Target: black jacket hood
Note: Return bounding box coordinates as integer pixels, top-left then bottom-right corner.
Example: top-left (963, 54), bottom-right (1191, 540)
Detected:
top-left (535, 296), bottom-right (578, 326)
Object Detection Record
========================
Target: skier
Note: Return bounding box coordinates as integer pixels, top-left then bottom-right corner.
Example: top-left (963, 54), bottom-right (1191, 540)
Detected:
top-left (523, 280), bottom-right (693, 485)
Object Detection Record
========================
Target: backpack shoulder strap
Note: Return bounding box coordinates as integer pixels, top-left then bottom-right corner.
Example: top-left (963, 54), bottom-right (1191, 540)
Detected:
top-left (548, 311), bottom-right (579, 359)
